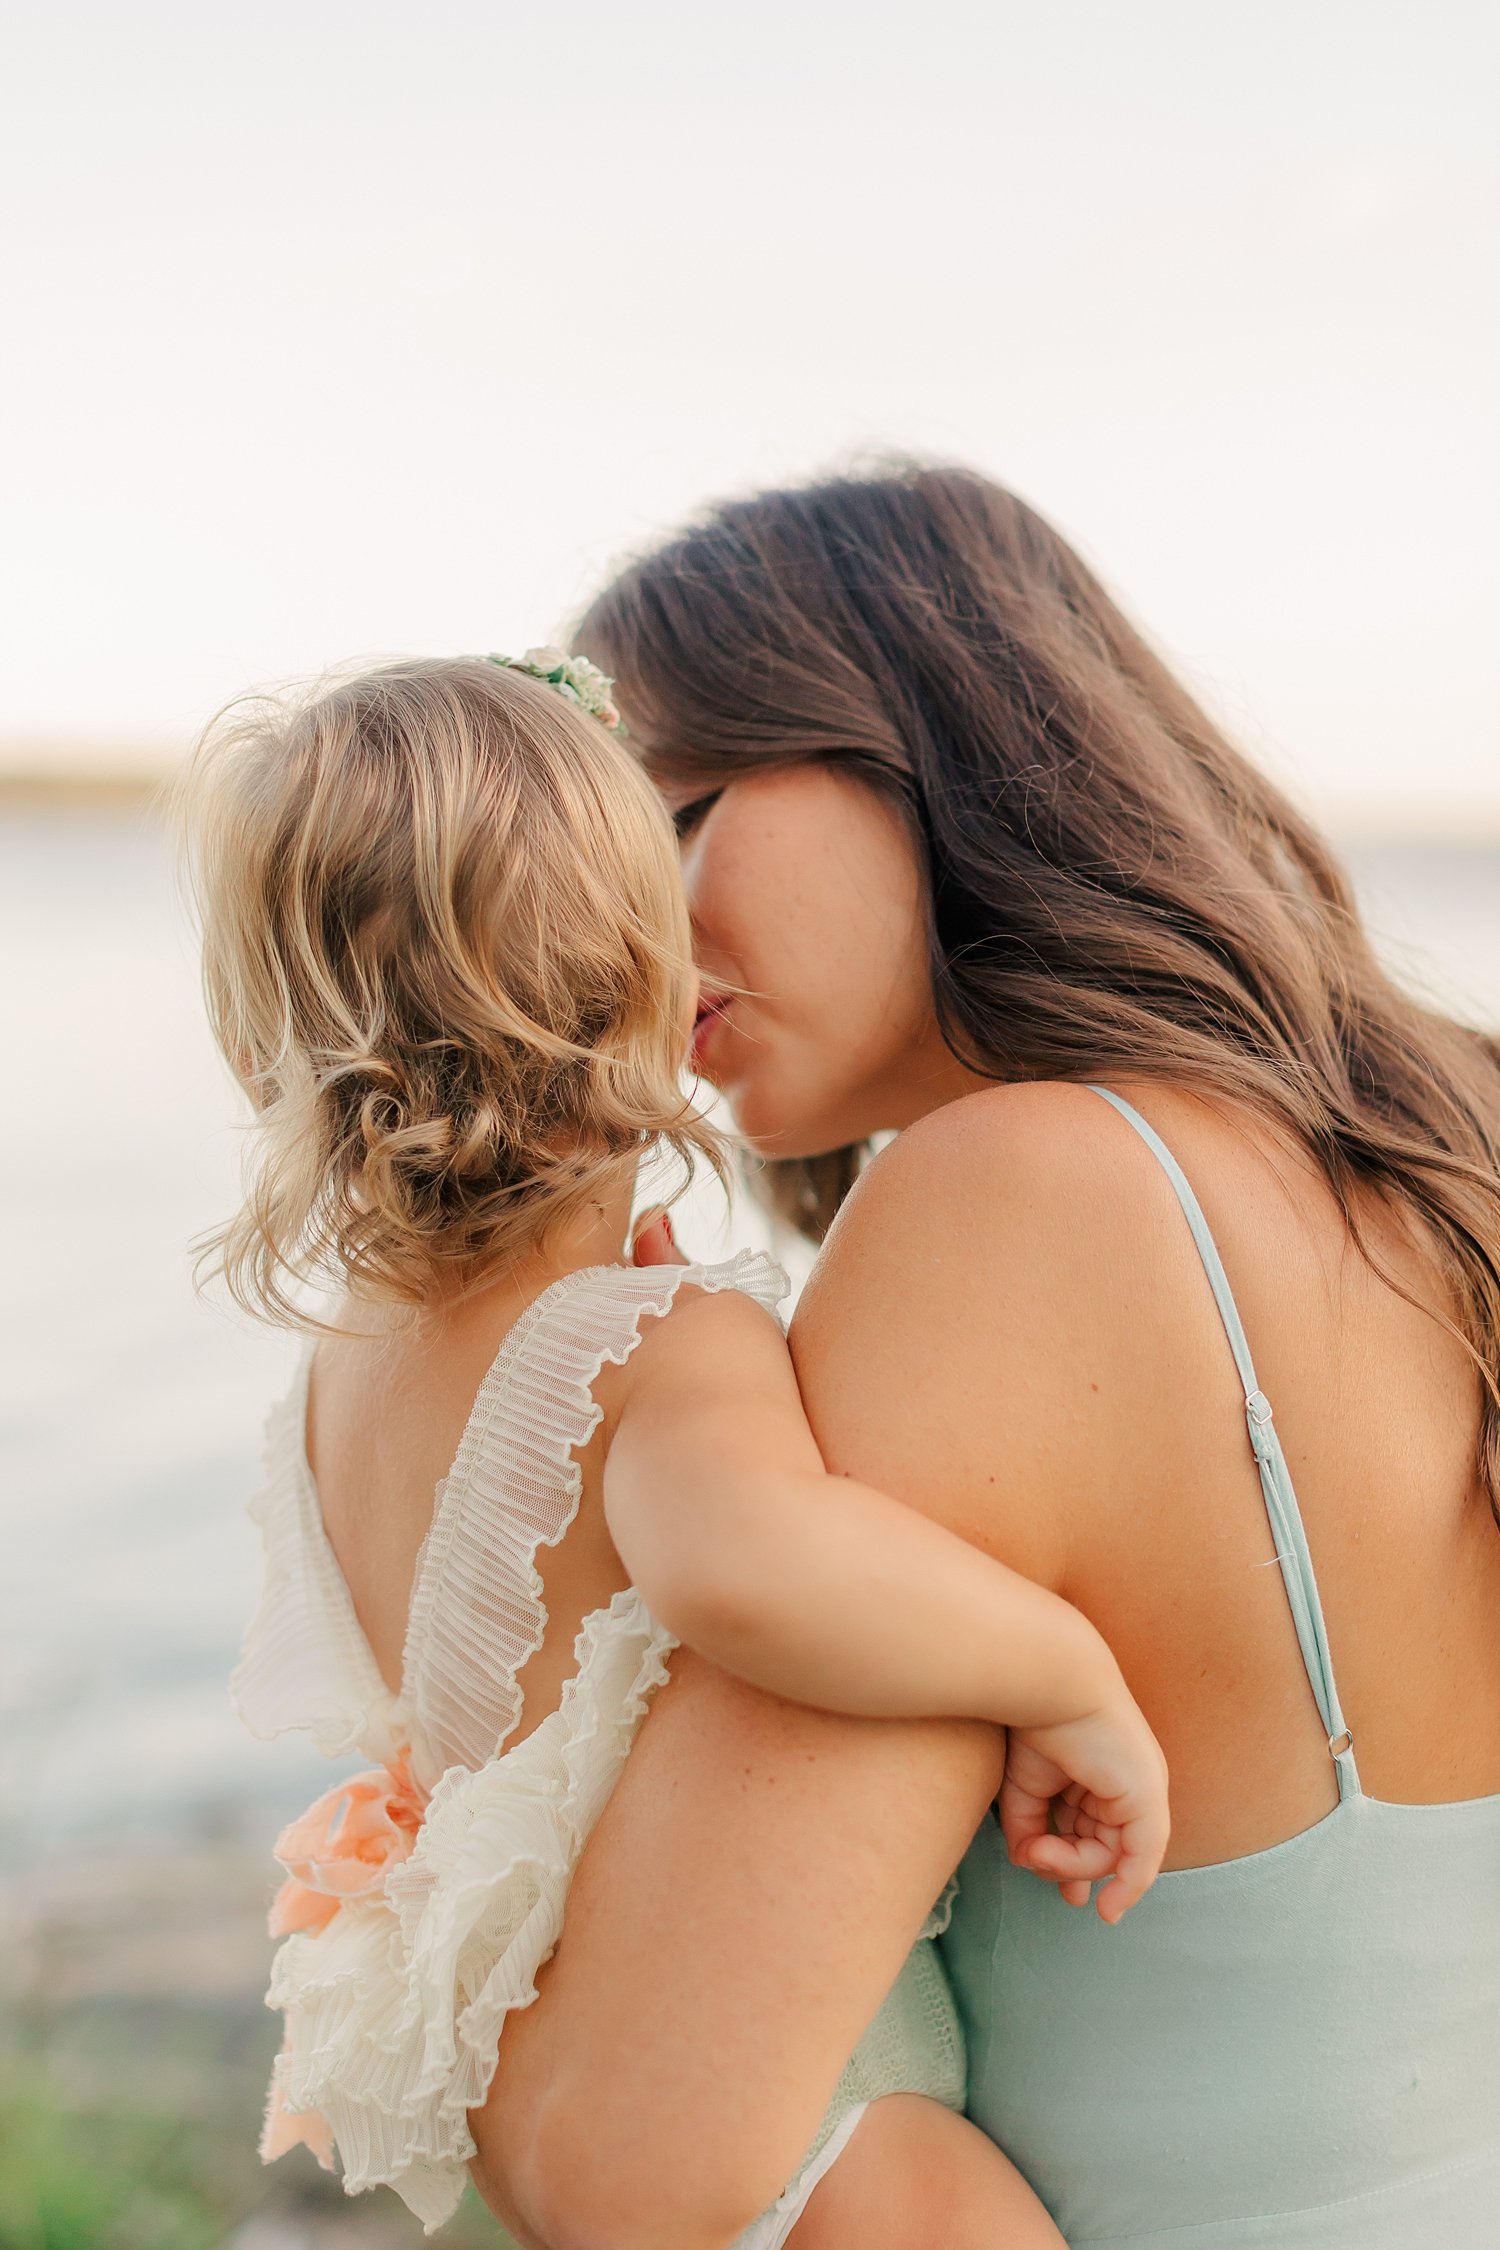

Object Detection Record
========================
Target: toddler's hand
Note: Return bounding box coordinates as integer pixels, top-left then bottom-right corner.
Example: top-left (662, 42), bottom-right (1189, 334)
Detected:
top-left (998, 1679), bottom-right (1169, 1924)
top-left (631, 1206), bottom-right (688, 1268)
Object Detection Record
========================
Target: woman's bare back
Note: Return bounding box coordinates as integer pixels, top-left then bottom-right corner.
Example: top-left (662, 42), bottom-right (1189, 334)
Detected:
top-left (796, 1077), bottom-right (1500, 1868)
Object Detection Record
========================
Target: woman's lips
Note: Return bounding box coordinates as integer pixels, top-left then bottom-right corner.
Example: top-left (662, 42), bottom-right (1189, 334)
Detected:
top-left (691, 995), bottom-right (731, 1071)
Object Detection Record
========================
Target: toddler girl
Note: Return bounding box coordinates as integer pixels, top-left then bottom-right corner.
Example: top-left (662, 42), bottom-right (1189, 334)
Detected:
top-left (186, 652), bottom-right (1168, 2245)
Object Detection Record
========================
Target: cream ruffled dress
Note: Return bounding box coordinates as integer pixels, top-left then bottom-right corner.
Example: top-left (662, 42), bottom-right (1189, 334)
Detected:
top-left (233, 1250), bottom-right (965, 2239)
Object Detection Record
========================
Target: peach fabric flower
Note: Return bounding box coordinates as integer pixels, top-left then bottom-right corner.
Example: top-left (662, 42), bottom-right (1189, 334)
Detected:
top-left (260, 2070), bottom-right (337, 2168)
top-left (268, 1748), bottom-right (427, 1939)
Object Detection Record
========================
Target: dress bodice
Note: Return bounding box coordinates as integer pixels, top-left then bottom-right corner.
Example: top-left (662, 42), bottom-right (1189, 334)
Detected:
top-left (232, 1249), bottom-right (789, 1792)
top-left (233, 1249), bottom-right (792, 2231)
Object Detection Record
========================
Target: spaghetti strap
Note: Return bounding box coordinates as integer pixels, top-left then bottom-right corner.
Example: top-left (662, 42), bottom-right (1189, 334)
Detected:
top-left (1087, 1085), bottom-right (1360, 1797)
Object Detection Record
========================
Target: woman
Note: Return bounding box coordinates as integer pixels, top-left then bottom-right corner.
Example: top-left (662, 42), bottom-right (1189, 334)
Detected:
top-left (472, 465), bottom-right (1500, 2247)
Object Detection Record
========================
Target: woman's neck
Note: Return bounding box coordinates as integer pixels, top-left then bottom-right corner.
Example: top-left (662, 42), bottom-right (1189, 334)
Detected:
top-left (879, 1027), bottom-right (997, 1135)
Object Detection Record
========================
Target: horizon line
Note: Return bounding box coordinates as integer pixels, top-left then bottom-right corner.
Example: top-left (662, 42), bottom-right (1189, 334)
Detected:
top-left (4, 761), bottom-right (1500, 849)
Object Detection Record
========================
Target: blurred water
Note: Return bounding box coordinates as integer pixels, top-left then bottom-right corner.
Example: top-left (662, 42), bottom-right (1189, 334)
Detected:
top-left (3, 808), bottom-right (1499, 1883)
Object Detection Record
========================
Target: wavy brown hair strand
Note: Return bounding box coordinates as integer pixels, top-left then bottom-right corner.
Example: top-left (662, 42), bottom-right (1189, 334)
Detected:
top-left (578, 462), bottom-right (1500, 1515)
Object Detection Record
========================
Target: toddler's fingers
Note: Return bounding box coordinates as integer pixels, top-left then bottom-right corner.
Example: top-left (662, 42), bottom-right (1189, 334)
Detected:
top-left (631, 1207), bottom-right (688, 1267)
top-left (1094, 1813), bottom-right (1171, 1923)
top-left (1020, 1832), bottom-right (1121, 1882)
top-left (998, 1786), bottom-right (1053, 1867)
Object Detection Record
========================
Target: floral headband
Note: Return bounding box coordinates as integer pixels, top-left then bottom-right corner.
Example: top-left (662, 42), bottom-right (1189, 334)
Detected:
top-left (486, 646), bottom-right (623, 732)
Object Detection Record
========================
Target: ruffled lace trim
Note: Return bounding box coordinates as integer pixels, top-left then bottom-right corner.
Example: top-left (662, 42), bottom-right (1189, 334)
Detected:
top-left (401, 1249), bottom-right (787, 1787)
top-left (232, 1250), bottom-right (787, 1780)
top-left (922, 1874), bottom-right (958, 1943)
top-left (265, 1587), bottom-right (677, 2231)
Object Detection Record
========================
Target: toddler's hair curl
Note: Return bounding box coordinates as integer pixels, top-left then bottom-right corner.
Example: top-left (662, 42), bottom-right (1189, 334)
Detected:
top-left (182, 657), bottom-right (718, 1324)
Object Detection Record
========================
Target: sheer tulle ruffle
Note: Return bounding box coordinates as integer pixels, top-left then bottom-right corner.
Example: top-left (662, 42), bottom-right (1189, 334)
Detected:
top-left (265, 1590), bottom-right (676, 2230)
top-left (237, 1253), bottom-right (790, 2226)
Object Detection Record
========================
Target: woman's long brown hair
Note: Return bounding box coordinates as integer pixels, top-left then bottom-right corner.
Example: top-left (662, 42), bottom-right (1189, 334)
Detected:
top-left (578, 462), bottom-right (1500, 1513)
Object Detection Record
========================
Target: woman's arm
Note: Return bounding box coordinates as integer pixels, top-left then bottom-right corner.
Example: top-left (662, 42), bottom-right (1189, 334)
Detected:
top-left (472, 1657), bottom-right (1002, 2250)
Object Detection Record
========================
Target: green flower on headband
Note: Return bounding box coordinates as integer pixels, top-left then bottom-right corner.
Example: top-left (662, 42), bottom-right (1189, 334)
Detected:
top-left (487, 646), bottom-right (623, 732)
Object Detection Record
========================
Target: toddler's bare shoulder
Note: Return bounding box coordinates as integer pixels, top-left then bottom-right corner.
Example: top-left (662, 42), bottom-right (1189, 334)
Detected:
top-left (593, 1271), bottom-right (791, 1420)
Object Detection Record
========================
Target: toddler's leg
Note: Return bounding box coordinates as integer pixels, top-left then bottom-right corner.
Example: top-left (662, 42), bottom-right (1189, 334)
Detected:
top-left (787, 2094), bottom-right (1066, 2250)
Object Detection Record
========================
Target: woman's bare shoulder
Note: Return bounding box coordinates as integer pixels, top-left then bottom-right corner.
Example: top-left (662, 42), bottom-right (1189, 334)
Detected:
top-left (788, 1081), bottom-right (1277, 1582)
top-left (786, 1087), bottom-right (1149, 1580)
top-left (808, 1077), bottom-right (1294, 1304)
top-left (803, 1081), bottom-right (1156, 1334)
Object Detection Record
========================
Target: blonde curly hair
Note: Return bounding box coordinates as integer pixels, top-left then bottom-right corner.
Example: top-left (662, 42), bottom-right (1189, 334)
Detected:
top-left (182, 656), bottom-right (719, 1325)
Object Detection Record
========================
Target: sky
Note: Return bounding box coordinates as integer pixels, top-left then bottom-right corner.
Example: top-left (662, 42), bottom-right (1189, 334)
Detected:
top-left (1, 0), bottom-right (1496, 829)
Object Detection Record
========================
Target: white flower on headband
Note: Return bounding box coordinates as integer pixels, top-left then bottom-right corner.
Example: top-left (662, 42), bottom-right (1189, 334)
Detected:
top-left (487, 646), bottom-right (623, 731)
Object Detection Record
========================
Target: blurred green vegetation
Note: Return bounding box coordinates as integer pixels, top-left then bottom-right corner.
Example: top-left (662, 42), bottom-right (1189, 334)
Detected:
top-left (1, 2070), bottom-right (239, 2250)
top-left (0, 1999), bottom-right (515, 2250)
top-left (1, 1816), bottom-right (521, 2249)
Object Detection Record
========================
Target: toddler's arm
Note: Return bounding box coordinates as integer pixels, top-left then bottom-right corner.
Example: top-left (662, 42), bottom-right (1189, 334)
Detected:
top-left (605, 1286), bottom-right (1167, 1911)
top-left (610, 1288), bottom-right (1103, 1726)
